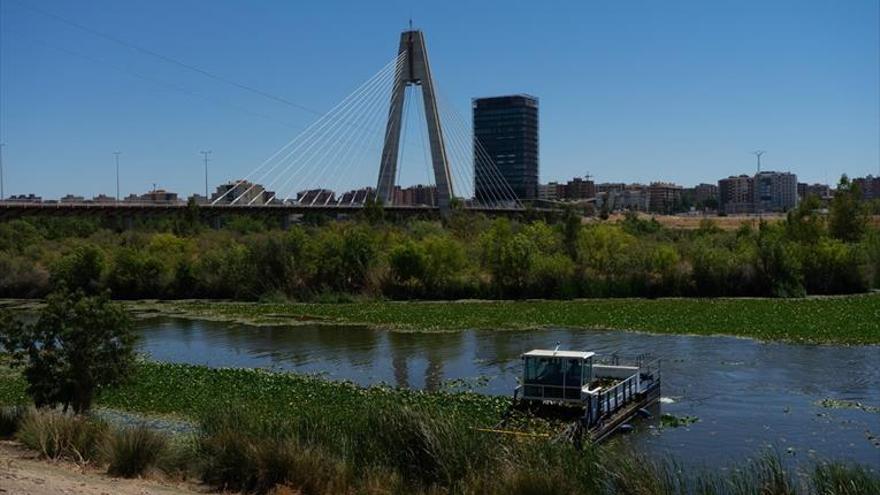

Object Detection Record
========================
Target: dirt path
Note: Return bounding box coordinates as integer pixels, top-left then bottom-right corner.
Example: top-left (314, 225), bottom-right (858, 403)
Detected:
top-left (0, 441), bottom-right (205, 495)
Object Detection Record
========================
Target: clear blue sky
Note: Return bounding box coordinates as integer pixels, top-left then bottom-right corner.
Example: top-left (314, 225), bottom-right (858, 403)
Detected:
top-left (1, 0), bottom-right (878, 199)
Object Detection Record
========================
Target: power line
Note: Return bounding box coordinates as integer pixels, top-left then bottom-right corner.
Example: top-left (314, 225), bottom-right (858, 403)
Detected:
top-left (8, 0), bottom-right (324, 118)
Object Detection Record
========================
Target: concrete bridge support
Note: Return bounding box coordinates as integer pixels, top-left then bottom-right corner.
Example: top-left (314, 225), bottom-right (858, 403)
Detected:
top-left (377, 30), bottom-right (453, 215)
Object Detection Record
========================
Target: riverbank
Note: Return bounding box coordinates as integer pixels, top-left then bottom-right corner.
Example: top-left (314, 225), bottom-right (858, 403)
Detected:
top-left (122, 294), bottom-right (880, 345)
top-left (0, 440), bottom-right (202, 495)
top-left (2, 361), bottom-right (879, 494)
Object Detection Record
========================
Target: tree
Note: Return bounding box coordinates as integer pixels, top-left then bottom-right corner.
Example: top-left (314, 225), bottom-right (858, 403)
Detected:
top-left (0, 290), bottom-right (136, 413)
top-left (829, 175), bottom-right (868, 243)
top-left (50, 245), bottom-right (105, 294)
top-left (785, 194), bottom-right (825, 244)
top-left (560, 206), bottom-right (581, 260)
top-left (363, 196), bottom-right (385, 225)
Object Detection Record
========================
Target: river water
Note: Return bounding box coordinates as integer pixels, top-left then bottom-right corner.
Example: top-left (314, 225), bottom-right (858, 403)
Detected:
top-left (136, 317), bottom-right (880, 468)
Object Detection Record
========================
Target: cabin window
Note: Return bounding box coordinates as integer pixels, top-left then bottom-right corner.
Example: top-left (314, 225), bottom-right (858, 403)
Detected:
top-left (524, 357), bottom-right (563, 385)
top-left (564, 359), bottom-right (582, 386)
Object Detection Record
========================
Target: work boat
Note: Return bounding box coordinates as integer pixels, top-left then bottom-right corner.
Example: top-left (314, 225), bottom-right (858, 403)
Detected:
top-left (513, 347), bottom-right (661, 442)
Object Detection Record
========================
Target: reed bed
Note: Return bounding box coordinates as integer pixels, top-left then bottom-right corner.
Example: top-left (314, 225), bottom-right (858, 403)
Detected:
top-left (2, 406), bottom-right (876, 495)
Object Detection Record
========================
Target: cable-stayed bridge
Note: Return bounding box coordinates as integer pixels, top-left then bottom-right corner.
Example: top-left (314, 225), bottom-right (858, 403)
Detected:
top-left (1, 29), bottom-right (532, 221)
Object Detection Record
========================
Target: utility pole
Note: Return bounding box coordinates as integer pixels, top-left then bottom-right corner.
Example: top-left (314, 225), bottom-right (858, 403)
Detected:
top-left (752, 150), bottom-right (765, 174)
top-left (201, 150), bottom-right (212, 198)
top-left (0, 143), bottom-right (5, 201)
top-left (113, 151), bottom-right (121, 201)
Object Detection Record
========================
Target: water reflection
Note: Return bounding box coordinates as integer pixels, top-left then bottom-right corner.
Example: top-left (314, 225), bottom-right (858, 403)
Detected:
top-left (135, 318), bottom-right (880, 468)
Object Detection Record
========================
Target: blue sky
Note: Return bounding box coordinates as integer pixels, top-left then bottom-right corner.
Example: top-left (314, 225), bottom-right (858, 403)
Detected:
top-left (1, 0), bottom-right (878, 199)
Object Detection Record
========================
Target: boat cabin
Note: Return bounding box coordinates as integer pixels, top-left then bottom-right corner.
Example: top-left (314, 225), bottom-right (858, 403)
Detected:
top-left (520, 349), bottom-right (595, 403)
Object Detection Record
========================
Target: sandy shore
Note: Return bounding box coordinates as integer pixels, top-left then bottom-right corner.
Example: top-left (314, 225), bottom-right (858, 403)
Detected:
top-left (0, 441), bottom-right (204, 495)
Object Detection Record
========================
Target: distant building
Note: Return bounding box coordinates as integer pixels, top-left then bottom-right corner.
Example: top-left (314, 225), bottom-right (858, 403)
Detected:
top-left (797, 183), bottom-right (831, 201)
top-left (853, 175), bottom-right (880, 201)
top-left (718, 175), bottom-right (755, 214)
top-left (718, 171), bottom-right (797, 214)
top-left (598, 184), bottom-right (649, 212)
top-left (60, 194), bottom-right (85, 203)
top-left (537, 182), bottom-right (562, 201)
top-left (393, 184), bottom-right (437, 206)
top-left (693, 183), bottom-right (718, 205)
top-left (618, 187), bottom-right (650, 211)
top-left (126, 189), bottom-right (180, 204)
top-left (211, 180), bottom-right (277, 205)
top-left (92, 194), bottom-right (116, 203)
top-left (473, 94), bottom-right (539, 202)
top-left (648, 182), bottom-right (683, 213)
top-left (564, 177), bottom-right (596, 201)
top-left (188, 194), bottom-right (210, 205)
top-left (6, 194), bottom-right (41, 203)
top-left (296, 189), bottom-right (335, 205)
top-left (754, 171), bottom-right (797, 212)
top-left (339, 187), bottom-right (376, 205)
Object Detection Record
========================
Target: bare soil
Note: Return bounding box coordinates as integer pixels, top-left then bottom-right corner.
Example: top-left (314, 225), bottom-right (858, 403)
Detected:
top-left (0, 441), bottom-right (205, 495)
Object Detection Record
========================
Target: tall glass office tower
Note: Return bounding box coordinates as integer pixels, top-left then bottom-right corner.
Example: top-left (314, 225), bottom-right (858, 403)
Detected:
top-left (473, 94), bottom-right (539, 203)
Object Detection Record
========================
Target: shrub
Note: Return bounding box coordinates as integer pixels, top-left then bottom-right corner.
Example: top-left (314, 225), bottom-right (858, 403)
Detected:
top-left (0, 290), bottom-right (136, 413)
top-left (802, 239), bottom-right (867, 294)
top-left (107, 248), bottom-right (165, 299)
top-left (104, 424), bottom-right (169, 478)
top-left (0, 254), bottom-right (49, 298)
top-left (0, 405), bottom-right (26, 438)
top-left (49, 245), bottom-right (105, 293)
top-left (388, 240), bottom-right (427, 287)
top-left (16, 409), bottom-right (107, 463)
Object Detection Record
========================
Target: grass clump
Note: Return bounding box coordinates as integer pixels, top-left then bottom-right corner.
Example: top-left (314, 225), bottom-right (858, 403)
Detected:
top-left (0, 405), bottom-right (26, 438)
top-left (196, 410), bottom-right (351, 494)
top-left (103, 424), bottom-right (168, 478)
top-left (811, 462), bottom-right (880, 495)
top-left (16, 408), bottom-right (107, 463)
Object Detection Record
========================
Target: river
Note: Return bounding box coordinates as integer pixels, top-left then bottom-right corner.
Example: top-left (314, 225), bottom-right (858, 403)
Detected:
top-left (135, 317), bottom-right (880, 468)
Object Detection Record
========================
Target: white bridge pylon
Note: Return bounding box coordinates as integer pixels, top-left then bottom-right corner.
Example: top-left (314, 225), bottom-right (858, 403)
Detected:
top-left (377, 30), bottom-right (453, 213)
top-left (212, 30), bottom-right (521, 212)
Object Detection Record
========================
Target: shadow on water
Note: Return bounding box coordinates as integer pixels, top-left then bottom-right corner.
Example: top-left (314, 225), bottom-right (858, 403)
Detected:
top-left (135, 317), bottom-right (880, 469)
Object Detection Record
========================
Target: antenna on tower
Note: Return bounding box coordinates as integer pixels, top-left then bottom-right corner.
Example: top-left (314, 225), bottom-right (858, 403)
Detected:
top-left (752, 150), bottom-right (766, 173)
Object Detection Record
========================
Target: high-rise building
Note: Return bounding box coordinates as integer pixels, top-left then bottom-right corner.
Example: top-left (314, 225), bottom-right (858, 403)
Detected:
top-left (537, 182), bottom-right (562, 201)
top-left (392, 184), bottom-right (437, 206)
top-left (473, 95), bottom-right (539, 203)
top-left (693, 183), bottom-right (719, 205)
top-left (719, 171), bottom-right (798, 214)
top-left (754, 171), bottom-right (798, 212)
top-left (564, 177), bottom-right (596, 201)
top-left (797, 183), bottom-right (831, 201)
top-left (853, 175), bottom-right (880, 201)
top-left (648, 182), bottom-right (683, 213)
top-left (718, 175), bottom-right (755, 214)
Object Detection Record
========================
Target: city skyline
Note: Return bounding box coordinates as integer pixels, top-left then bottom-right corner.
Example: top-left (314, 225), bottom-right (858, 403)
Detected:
top-left (1, 0), bottom-right (878, 199)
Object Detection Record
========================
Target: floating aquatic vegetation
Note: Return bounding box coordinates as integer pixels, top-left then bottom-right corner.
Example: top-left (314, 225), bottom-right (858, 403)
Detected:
top-left (138, 293), bottom-right (880, 345)
top-left (660, 413), bottom-right (699, 428)
top-left (817, 398), bottom-right (880, 414)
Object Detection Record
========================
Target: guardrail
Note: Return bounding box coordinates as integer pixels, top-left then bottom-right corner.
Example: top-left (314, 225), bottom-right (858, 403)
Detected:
top-left (595, 373), bottom-right (640, 419)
